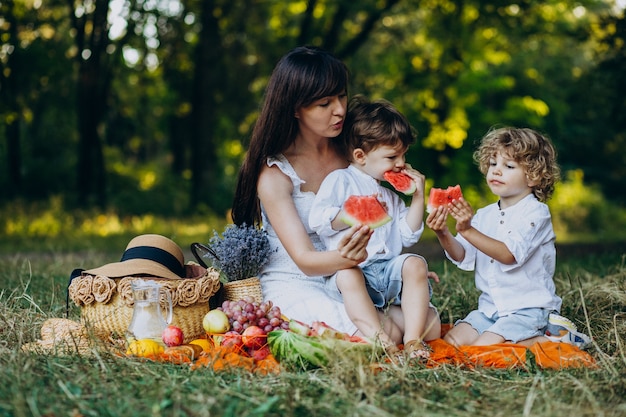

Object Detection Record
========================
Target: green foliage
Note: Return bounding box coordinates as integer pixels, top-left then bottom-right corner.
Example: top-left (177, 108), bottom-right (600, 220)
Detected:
top-left (0, 197), bottom-right (227, 253)
top-left (1, 0), bottom-right (625, 216)
top-left (549, 169), bottom-right (626, 241)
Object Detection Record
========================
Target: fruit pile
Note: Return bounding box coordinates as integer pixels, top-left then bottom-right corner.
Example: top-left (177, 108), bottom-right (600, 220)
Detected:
top-left (217, 297), bottom-right (289, 334)
top-left (198, 297), bottom-right (289, 360)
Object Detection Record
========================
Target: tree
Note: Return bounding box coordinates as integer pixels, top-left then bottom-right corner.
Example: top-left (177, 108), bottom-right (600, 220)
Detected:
top-left (0, 0), bottom-right (24, 199)
top-left (1, 0), bottom-right (624, 216)
top-left (0, 0), bottom-right (77, 201)
top-left (68, 0), bottom-right (115, 207)
top-left (563, 8), bottom-right (626, 203)
top-left (178, 0), bottom-right (406, 212)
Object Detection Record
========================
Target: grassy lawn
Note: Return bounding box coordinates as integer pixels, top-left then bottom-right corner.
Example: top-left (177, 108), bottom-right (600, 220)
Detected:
top-left (0, 239), bottom-right (625, 417)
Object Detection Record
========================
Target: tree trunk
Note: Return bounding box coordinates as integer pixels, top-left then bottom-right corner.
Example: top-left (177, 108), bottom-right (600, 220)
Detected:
top-left (70, 0), bottom-right (110, 207)
top-left (5, 117), bottom-right (21, 198)
top-left (189, 0), bottom-right (221, 208)
top-left (76, 60), bottom-right (107, 207)
top-left (1, 0), bottom-right (22, 199)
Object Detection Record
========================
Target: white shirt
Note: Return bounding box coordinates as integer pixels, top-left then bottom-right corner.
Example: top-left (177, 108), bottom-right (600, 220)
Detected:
top-left (309, 164), bottom-right (423, 266)
top-left (447, 193), bottom-right (562, 316)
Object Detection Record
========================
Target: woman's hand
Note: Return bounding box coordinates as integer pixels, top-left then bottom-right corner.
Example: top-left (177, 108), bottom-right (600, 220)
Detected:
top-left (336, 224), bottom-right (373, 264)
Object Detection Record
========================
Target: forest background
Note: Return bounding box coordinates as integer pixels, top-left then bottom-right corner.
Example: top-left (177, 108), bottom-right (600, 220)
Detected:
top-left (1, 0), bottom-right (625, 250)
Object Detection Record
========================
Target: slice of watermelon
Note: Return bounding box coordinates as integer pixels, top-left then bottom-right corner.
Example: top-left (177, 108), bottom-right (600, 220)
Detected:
top-left (427, 185), bottom-right (463, 212)
top-left (340, 195), bottom-right (392, 229)
top-left (288, 319), bottom-right (313, 336)
top-left (383, 171), bottom-right (416, 195)
top-left (310, 321), bottom-right (350, 340)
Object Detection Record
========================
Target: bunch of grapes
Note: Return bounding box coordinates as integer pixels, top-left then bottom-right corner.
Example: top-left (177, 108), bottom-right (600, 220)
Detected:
top-left (217, 297), bottom-right (290, 335)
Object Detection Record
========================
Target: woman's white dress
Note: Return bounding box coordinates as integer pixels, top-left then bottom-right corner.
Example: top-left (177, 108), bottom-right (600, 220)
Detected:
top-left (259, 155), bottom-right (357, 334)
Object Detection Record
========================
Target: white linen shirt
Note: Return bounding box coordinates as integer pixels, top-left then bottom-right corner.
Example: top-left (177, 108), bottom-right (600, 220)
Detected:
top-left (447, 193), bottom-right (562, 316)
top-left (309, 164), bottom-right (423, 267)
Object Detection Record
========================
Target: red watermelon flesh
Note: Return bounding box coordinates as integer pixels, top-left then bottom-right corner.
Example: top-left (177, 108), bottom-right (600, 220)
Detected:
top-left (341, 195), bottom-right (392, 229)
top-left (383, 171), bottom-right (416, 195)
top-left (427, 185), bottom-right (463, 212)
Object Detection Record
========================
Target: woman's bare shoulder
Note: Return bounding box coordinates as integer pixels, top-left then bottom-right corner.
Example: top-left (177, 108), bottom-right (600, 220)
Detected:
top-left (258, 163), bottom-right (293, 196)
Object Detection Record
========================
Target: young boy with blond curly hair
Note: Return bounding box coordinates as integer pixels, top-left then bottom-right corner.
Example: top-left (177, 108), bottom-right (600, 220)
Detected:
top-left (427, 126), bottom-right (590, 348)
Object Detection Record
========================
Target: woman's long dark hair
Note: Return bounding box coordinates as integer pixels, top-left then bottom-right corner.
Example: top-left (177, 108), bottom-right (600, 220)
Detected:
top-left (231, 46), bottom-right (349, 226)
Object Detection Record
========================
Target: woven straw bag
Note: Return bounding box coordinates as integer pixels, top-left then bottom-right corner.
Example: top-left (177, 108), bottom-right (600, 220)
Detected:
top-left (68, 263), bottom-right (221, 343)
top-left (223, 277), bottom-right (263, 303)
top-left (190, 242), bottom-right (264, 304)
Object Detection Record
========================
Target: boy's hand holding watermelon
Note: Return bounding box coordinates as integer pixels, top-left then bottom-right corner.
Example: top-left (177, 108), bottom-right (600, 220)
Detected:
top-left (426, 185), bottom-right (463, 213)
top-left (426, 184), bottom-right (464, 229)
top-left (383, 163), bottom-right (425, 199)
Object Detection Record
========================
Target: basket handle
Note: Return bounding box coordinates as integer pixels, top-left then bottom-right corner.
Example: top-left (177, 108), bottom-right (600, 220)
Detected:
top-left (190, 242), bottom-right (219, 268)
top-left (191, 243), bottom-right (226, 309)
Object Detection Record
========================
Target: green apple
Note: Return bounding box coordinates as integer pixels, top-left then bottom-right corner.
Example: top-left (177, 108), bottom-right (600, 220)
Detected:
top-left (202, 309), bottom-right (230, 334)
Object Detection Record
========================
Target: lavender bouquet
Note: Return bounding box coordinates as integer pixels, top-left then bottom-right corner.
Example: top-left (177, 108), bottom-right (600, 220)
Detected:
top-left (203, 223), bottom-right (272, 282)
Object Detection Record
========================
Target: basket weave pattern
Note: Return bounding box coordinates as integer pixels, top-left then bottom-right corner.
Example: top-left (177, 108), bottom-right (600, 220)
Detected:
top-left (223, 277), bottom-right (263, 303)
top-left (68, 264), bottom-right (221, 342)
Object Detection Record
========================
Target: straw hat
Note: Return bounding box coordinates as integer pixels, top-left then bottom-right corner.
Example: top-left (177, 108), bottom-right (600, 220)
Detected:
top-left (82, 234), bottom-right (191, 280)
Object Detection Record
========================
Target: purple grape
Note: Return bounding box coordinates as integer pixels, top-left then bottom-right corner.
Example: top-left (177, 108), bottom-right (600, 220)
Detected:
top-left (269, 317), bottom-right (281, 327)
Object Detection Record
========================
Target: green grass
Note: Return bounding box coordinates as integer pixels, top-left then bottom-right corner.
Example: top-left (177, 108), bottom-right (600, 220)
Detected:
top-left (1, 241), bottom-right (625, 417)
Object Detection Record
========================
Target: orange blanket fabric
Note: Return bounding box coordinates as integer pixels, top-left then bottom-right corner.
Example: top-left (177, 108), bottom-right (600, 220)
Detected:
top-left (425, 338), bottom-right (596, 370)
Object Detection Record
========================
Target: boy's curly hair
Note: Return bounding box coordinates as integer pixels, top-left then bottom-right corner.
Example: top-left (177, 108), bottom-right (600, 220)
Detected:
top-left (473, 127), bottom-right (560, 202)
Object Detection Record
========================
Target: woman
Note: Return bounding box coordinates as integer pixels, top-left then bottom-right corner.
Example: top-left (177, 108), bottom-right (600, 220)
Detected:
top-left (231, 46), bottom-right (404, 343)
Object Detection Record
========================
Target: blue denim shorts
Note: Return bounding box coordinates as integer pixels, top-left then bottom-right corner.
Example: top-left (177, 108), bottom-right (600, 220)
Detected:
top-left (326, 253), bottom-right (432, 308)
top-left (458, 308), bottom-right (550, 343)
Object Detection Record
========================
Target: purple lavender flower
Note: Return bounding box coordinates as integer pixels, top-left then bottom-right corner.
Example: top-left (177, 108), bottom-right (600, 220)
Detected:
top-left (204, 223), bottom-right (272, 282)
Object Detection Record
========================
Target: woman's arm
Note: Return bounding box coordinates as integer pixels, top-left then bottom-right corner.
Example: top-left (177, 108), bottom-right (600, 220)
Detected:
top-left (258, 165), bottom-right (370, 277)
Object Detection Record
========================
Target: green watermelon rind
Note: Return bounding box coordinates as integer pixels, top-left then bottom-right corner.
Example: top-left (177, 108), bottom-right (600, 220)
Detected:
top-left (341, 212), bottom-right (392, 229)
top-left (383, 171), bottom-right (417, 196)
top-left (340, 195), bottom-right (392, 229)
top-left (267, 330), bottom-right (385, 371)
top-left (267, 330), bottom-right (331, 370)
top-left (288, 319), bottom-right (312, 336)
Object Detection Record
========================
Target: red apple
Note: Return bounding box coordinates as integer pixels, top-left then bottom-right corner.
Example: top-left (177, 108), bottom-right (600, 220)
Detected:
top-left (242, 325), bottom-right (266, 350)
top-left (221, 331), bottom-right (244, 350)
top-left (162, 325), bottom-right (184, 347)
top-left (250, 345), bottom-right (271, 361)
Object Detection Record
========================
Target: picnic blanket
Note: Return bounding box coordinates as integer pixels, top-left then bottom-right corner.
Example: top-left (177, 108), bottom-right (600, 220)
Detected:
top-left (424, 338), bottom-right (596, 369)
top-left (419, 323), bottom-right (596, 369)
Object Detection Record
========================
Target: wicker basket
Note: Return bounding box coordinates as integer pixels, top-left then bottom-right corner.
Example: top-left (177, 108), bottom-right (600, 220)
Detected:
top-left (223, 277), bottom-right (263, 303)
top-left (68, 263), bottom-right (221, 343)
